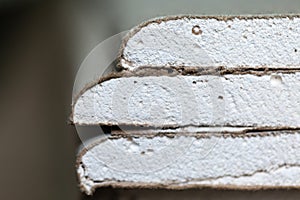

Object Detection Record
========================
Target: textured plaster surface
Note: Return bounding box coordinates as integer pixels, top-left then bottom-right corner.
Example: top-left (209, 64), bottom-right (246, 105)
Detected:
top-left (74, 73), bottom-right (300, 127)
top-left (121, 16), bottom-right (300, 70)
top-left (78, 132), bottom-right (300, 194)
top-left (75, 16), bottom-right (300, 194)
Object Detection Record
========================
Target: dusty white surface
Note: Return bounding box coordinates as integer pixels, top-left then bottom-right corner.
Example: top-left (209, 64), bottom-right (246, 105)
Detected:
top-left (121, 16), bottom-right (300, 70)
top-left (75, 16), bottom-right (300, 195)
top-left (74, 73), bottom-right (300, 127)
top-left (78, 132), bottom-right (300, 194)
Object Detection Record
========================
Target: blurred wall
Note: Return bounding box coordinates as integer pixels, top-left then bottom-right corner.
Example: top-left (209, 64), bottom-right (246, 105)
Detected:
top-left (0, 2), bottom-right (78, 200)
top-left (1, 1), bottom-right (300, 200)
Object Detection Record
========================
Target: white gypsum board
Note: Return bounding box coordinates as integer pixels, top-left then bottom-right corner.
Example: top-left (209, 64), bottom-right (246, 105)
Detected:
top-left (119, 15), bottom-right (300, 70)
top-left (73, 72), bottom-right (300, 128)
top-left (77, 130), bottom-right (300, 195)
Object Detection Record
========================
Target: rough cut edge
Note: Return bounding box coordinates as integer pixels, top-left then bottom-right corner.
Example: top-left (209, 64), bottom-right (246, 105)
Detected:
top-left (117, 14), bottom-right (300, 70)
top-left (72, 72), bottom-right (300, 127)
top-left (73, 15), bottom-right (300, 195)
top-left (79, 176), bottom-right (300, 196)
top-left (77, 130), bottom-right (300, 155)
top-left (71, 14), bottom-right (300, 123)
top-left (78, 164), bottom-right (300, 196)
top-left (70, 14), bottom-right (300, 116)
top-left (70, 66), bottom-right (300, 125)
top-left (76, 130), bottom-right (300, 195)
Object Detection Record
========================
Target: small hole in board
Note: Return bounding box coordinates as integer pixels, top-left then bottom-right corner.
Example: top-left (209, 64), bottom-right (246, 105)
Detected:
top-left (192, 25), bottom-right (202, 35)
top-left (270, 74), bottom-right (283, 86)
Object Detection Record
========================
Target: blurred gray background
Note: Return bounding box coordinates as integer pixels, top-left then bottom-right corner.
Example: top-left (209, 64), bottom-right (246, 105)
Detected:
top-left (1, 0), bottom-right (300, 199)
